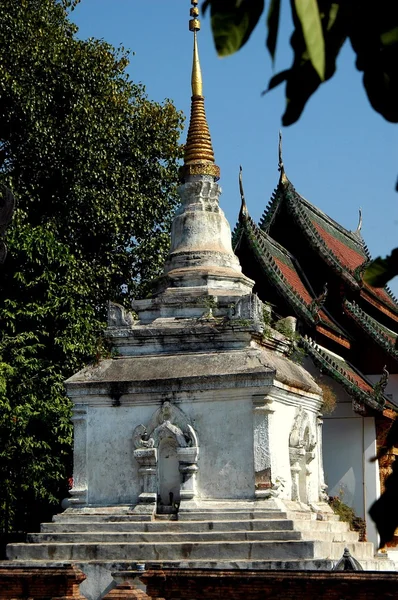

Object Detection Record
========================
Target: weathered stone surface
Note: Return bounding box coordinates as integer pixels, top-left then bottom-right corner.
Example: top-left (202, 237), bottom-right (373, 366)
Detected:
top-left (7, 502), bottom-right (394, 577)
top-left (66, 346), bottom-right (319, 396)
top-left (163, 178), bottom-right (253, 296)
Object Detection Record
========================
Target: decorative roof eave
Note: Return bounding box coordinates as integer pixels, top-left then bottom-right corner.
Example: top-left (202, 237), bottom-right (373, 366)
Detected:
top-left (315, 324), bottom-right (351, 349)
top-left (360, 288), bottom-right (398, 323)
top-left (259, 176), bottom-right (285, 233)
top-left (238, 213), bottom-right (316, 326)
top-left (301, 336), bottom-right (387, 412)
top-left (237, 213), bottom-right (348, 346)
top-left (258, 168), bottom-right (398, 319)
top-left (343, 299), bottom-right (398, 362)
top-left (280, 180), bottom-right (360, 290)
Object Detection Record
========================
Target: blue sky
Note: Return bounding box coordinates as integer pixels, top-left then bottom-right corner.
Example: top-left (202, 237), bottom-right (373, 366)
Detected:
top-left (71, 1), bottom-right (398, 293)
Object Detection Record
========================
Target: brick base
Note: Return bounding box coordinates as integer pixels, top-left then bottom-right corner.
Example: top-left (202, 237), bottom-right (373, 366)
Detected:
top-left (0, 563), bottom-right (86, 599)
top-left (103, 582), bottom-right (151, 599)
top-left (142, 568), bottom-right (398, 600)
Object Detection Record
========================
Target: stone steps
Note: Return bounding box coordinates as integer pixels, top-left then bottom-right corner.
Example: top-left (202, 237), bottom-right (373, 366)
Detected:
top-left (28, 530), bottom-right (303, 544)
top-left (7, 502), bottom-right (386, 577)
top-left (52, 513), bottom-right (153, 523)
top-left (5, 556), bottom-right (393, 572)
top-left (6, 540), bottom-right (327, 562)
top-left (52, 510), bottom-right (292, 523)
top-left (293, 519), bottom-right (351, 533)
top-left (31, 529), bottom-right (360, 544)
top-left (7, 538), bottom-right (376, 562)
top-left (41, 519), bottom-right (297, 533)
top-left (300, 531), bottom-right (360, 543)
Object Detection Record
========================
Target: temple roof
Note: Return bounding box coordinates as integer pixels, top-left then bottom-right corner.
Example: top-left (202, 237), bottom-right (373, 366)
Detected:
top-left (260, 174), bottom-right (398, 320)
top-left (234, 207), bottom-right (350, 347)
top-left (343, 299), bottom-right (398, 362)
top-left (301, 337), bottom-right (390, 412)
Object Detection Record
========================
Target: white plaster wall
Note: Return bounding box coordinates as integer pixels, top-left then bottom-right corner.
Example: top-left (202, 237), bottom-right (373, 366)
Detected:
top-left (308, 412), bottom-right (323, 502)
top-left (363, 416), bottom-right (380, 547)
top-left (86, 404), bottom-right (156, 505)
top-left (76, 383), bottom-right (323, 506)
top-left (268, 401), bottom-right (295, 499)
top-left (81, 389), bottom-right (257, 505)
top-left (261, 393), bottom-right (321, 503)
top-left (323, 402), bottom-right (364, 513)
top-left (303, 358), bottom-right (380, 547)
top-left (179, 393), bottom-right (255, 499)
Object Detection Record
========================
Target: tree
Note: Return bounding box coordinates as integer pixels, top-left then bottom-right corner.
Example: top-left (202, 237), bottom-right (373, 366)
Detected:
top-left (0, 0), bottom-right (183, 540)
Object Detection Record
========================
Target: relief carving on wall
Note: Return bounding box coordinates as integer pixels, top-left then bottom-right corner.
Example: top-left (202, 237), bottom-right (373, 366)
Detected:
top-left (133, 401), bottom-right (198, 450)
top-left (133, 401), bottom-right (199, 508)
top-left (107, 301), bottom-right (136, 328)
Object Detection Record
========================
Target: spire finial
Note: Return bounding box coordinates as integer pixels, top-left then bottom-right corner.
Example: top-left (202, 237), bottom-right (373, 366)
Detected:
top-left (189, 1), bottom-right (203, 96)
top-left (179, 0), bottom-right (220, 182)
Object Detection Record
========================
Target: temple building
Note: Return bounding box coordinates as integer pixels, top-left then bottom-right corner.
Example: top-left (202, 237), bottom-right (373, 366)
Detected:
top-left (5, 3), bottom-right (396, 599)
top-left (233, 141), bottom-right (398, 547)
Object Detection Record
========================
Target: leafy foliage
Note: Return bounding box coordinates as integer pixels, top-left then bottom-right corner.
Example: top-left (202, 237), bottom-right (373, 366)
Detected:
top-left (203, 0), bottom-right (398, 126)
top-left (329, 494), bottom-right (366, 541)
top-left (363, 249), bottom-right (398, 288)
top-left (203, 0), bottom-right (265, 57)
top-left (204, 1), bottom-right (398, 284)
top-left (0, 0), bottom-right (183, 536)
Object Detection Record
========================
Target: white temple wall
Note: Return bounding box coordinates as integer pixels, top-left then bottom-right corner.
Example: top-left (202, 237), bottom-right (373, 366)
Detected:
top-left (268, 400), bottom-right (295, 499)
top-left (254, 386), bottom-right (322, 504)
top-left (181, 393), bottom-right (255, 499)
top-left (72, 387), bottom-right (260, 506)
top-left (86, 402), bottom-right (155, 506)
top-left (302, 359), bottom-right (380, 547)
top-left (71, 382), bottom-right (323, 507)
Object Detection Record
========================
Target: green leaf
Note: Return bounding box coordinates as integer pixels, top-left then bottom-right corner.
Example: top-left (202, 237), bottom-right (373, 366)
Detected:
top-left (266, 0), bottom-right (281, 62)
top-left (206, 0), bottom-right (265, 57)
top-left (293, 0), bottom-right (325, 80)
top-left (363, 249), bottom-right (398, 287)
top-left (262, 69), bottom-right (290, 95)
top-left (327, 3), bottom-right (339, 32)
top-left (381, 26), bottom-right (398, 47)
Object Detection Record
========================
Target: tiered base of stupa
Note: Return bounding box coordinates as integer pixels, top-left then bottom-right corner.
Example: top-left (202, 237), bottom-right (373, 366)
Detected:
top-left (6, 499), bottom-right (394, 600)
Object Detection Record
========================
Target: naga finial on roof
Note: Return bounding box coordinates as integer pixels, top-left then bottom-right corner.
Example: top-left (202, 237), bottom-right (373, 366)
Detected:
top-left (373, 365), bottom-right (389, 405)
top-left (239, 165), bottom-right (248, 218)
top-left (355, 207), bottom-right (363, 234)
top-left (278, 131), bottom-right (288, 184)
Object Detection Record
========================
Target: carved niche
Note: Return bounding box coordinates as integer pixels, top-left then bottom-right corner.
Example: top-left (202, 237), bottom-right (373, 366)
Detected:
top-left (133, 402), bottom-right (199, 508)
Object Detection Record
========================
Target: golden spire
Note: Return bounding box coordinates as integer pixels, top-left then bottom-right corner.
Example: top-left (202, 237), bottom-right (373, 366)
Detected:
top-left (180, 0), bottom-right (220, 182)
